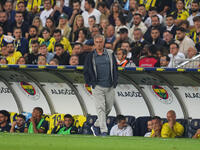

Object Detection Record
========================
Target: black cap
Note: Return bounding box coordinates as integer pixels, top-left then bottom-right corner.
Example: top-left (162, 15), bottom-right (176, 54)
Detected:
top-left (118, 28), bottom-right (128, 34)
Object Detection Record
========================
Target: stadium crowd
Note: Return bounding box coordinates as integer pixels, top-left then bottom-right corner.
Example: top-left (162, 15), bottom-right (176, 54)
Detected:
top-left (0, 0), bottom-right (200, 68)
top-left (0, 108), bottom-right (200, 138)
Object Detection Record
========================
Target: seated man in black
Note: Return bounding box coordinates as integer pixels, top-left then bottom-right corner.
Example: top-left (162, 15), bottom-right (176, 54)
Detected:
top-left (10, 114), bottom-right (26, 133)
top-left (24, 107), bottom-right (48, 134)
top-left (0, 110), bottom-right (11, 132)
top-left (51, 114), bottom-right (78, 135)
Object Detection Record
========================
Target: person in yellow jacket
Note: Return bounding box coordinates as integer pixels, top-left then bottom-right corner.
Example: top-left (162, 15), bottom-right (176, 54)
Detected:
top-left (17, 0), bottom-right (54, 13)
top-left (171, 0), bottom-right (189, 25)
top-left (6, 42), bottom-right (22, 64)
top-left (161, 110), bottom-right (184, 138)
top-left (150, 116), bottom-right (163, 137)
top-left (139, 0), bottom-right (157, 11)
top-left (52, 29), bottom-right (72, 55)
top-left (193, 129), bottom-right (200, 139)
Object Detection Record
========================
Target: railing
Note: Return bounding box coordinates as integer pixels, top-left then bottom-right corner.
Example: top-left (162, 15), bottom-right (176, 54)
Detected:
top-left (176, 54), bottom-right (200, 68)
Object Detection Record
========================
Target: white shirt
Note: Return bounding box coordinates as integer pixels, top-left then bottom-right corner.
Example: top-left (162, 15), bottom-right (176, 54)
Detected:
top-left (176, 36), bottom-right (195, 56)
top-left (129, 22), bottom-right (147, 39)
top-left (168, 52), bottom-right (185, 68)
top-left (82, 8), bottom-right (101, 27)
top-left (110, 124), bottom-right (133, 136)
top-left (144, 14), bottom-right (163, 27)
top-left (166, 24), bottom-right (175, 31)
top-left (187, 13), bottom-right (200, 26)
top-left (40, 8), bottom-right (53, 26)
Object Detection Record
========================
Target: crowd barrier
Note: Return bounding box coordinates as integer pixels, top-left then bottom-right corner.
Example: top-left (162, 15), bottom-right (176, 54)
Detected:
top-left (1, 65), bottom-right (200, 120)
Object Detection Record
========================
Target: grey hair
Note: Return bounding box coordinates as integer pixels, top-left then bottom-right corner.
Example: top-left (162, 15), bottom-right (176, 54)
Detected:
top-left (94, 34), bottom-right (105, 41)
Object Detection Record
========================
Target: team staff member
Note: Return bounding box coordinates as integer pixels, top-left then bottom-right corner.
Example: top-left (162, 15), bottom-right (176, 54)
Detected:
top-left (10, 114), bottom-right (26, 133)
top-left (51, 114), bottom-right (78, 135)
top-left (0, 110), bottom-right (11, 132)
top-left (24, 107), bottom-right (48, 133)
top-left (84, 34), bottom-right (118, 136)
top-left (161, 110), bottom-right (184, 138)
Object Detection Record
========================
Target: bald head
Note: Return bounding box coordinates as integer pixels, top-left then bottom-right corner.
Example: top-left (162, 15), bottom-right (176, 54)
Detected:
top-left (167, 110), bottom-right (176, 122)
top-left (187, 47), bottom-right (197, 59)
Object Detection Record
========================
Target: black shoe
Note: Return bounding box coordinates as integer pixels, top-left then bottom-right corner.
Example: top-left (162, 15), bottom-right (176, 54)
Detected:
top-left (101, 132), bottom-right (108, 136)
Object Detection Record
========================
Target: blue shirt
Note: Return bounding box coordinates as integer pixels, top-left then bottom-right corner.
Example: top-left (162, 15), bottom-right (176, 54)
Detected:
top-left (94, 50), bottom-right (112, 87)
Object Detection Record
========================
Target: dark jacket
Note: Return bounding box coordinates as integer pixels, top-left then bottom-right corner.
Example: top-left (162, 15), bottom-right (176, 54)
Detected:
top-left (54, 51), bottom-right (70, 65)
top-left (84, 49), bottom-right (118, 89)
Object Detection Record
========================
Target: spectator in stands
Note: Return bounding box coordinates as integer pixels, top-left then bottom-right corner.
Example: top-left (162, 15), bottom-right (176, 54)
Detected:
top-left (57, 13), bottom-right (71, 39)
top-left (41, 28), bottom-right (54, 52)
top-left (161, 110), bottom-right (184, 138)
top-left (0, 25), bottom-right (4, 50)
top-left (82, 0), bottom-right (101, 27)
top-left (191, 16), bottom-right (200, 44)
top-left (51, 114), bottom-right (78, 135)
top-left (165, 14), bottom-right (177, 37)
top-left (139, 45), bottom-right (160, 67)
top-left (195, 32), bottom-right (200, 52)
top-left (27, 26), bottom-right (44, 49)
top-left (26, 40), bottom-right (39, 65)
top-left (187, 1), bottom-right (200, 29)
top-left (32, 16), bottom-right (43, 36)
top-left (163, 30), bottom-right (174, 51)
top-left (10, 114), bottom-right (26, 133)
top-left (160, 55), bottom-right (170, 68)
top-left (69, 55), bottom-right (79, 66)
top-left (99, 18), bottom-right (109, 35)
top-left (17, 56), bottom-right (26, 65)
top-left (110, 115), bottom-right (133, 136)
top-left (88, 15), bottom-right (96, 33)
top-left (70, 15), bottom-right (85, 42)
top-left (68, 0), bottom-right (83, 26)
top-left (171, 0), bottom-right (189, 26)
top-left (0, 110), bottom-right (11, 132)
top-left (144, 119), bottom-right (153, 137)
top-left (3, 1), bottom-right (15, 24)
top-left (76, 28), bottom-right (88, 44)
top-left (182, 47), bottom-right (200, 68)
top-left (45, 17), bottom-right (55, 36)
top-left (24, 107), bottom-right (48, 133)
top-left (179, 20), bottom-right (190, 36)
top-left (40, 0), bottom-right (54, 27)
top-left (37, 55), bottom-right (47, 65)
top-left (144, 7), bottom-right (163, 28)
top-left (0, 11), bottom-right (12, 35)
top-left (97, 2), bottom-right (110, 20)
top-left (176, 27), bottom-right (195, 56)
top-left (6, 42), bottom-right (22, 64)
top-left (168, 42), bottom-right (185, 68)
top-left (193, 129), bottom-right (200, 139)
top-left (108, 1), bottom-right (123, 26)
top-left (12, 11), bottom-right (29, 37)
top-left (113, 28), bottom-right (132, 51)
top-left (53, 43), bottom-right (70, 65)
top-left (71, 42), bottom-right (88, 65)
top-left (138, 4), bottom-right (148, 22)
top-left (116, 49), bottom-right (135, 67)
top-left (53, 29), bottom-right (72, 55)
top-left (150, 27), bottom-right (166, 49)
top-left (129, 13), bottom-right (147, 39)
top-left (38, 43), bottom-right (54, 63)
top-left (49, 58), bottom-right (59, 65)
top-left (105, 24), bottom-right (115, 44)
top-left (13, 27), bottom-right (29, 56)
top-left (144, 15), bottom-right (166, 43)
top-left (0, 57), bottom-right (8, 64)
top-left (17, 1), bottom-right (33, 25)
top-left (0, 45), bottom-right (9, 58)
top-left (84, 34), bottom-right (118, 136)
top-left (150, 116), bottom-right (162, 137)
top-left (114, 14), bottom-right (129, 37)
top-left (120, 41), bottom-right (133, 60)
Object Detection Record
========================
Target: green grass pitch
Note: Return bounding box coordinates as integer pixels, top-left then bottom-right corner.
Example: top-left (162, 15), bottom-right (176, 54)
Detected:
top-left (0, 133), bottom-right (200, 150)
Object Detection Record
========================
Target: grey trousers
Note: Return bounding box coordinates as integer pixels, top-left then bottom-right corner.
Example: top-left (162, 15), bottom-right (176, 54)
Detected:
top-left (92, 85), bottom-right (115, 133)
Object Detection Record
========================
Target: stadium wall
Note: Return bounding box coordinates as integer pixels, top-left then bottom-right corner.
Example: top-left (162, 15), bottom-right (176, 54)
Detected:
top-left (0, 65), bottom-right (200, 119)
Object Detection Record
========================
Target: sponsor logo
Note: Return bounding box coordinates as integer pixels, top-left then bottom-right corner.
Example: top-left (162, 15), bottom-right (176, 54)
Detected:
top-left (19, 82), bottom-right (40, 100)
top-left (151, 85), bottom-right (173, 104)
top-left (51, 89), bottom-right (75, 95)
top-left (0, 87), bottom-right (11, 94)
